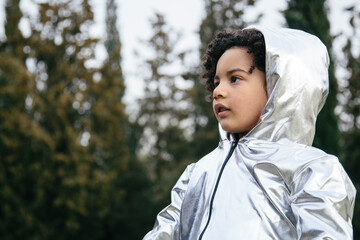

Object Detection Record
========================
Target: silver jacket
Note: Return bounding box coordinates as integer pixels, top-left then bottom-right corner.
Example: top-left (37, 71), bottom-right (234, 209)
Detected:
top-left (143, 27), bottom-right (356, 240)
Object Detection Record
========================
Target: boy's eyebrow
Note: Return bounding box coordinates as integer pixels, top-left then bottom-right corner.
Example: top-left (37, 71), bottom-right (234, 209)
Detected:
top-left (214, 68), bottom-right (248, 80)
top-left (227, 68), bottom-right (248, 75)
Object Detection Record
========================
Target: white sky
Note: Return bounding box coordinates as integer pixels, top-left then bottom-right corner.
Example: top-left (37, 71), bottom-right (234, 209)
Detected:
top-left (0, 0), bottom-right (358, 109)
top-left (102, 0), bottom-right (288, 104)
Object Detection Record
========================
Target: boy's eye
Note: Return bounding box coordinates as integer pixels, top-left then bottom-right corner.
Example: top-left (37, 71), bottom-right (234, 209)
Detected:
top-left (214, 81), bottom-right (220, 88)
top-left (231, 76), bottom-right (242, 83)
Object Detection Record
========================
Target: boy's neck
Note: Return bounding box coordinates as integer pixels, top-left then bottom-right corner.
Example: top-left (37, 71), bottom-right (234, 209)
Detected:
top-left (227, 132), bottom-right (241, 141)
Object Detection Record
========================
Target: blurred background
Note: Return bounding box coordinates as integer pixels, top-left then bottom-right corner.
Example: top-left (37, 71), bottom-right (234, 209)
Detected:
top-left (0, 0), bottom-right (359, 239)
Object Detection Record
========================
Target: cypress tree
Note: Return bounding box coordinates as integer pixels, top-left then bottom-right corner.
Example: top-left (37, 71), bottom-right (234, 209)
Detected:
top-left (0, 0), bottom-right (132, 238)
top-left (134, 12), bottom-right (192, 207)
top-left (103, 1), bottom-right (155, 238)
top-left (340, 5), bottom-right (360, 238)
top-left (0, 1), bottom-right (49, 238)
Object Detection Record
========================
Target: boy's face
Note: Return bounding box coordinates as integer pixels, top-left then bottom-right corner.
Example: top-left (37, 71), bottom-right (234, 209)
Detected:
top-left (213, 47), bottom-right (267, 134)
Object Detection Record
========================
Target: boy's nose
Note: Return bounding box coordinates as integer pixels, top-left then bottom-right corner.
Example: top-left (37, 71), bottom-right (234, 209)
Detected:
top-left (213, 83), bottom-right (227, 99)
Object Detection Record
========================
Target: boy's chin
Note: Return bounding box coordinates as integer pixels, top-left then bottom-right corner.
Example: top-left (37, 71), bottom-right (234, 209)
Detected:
top-left (221, 126), bottom-right (248, 136)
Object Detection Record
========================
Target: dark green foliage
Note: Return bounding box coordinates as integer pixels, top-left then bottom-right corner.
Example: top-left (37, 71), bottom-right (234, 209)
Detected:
top-left (105, 0), bottom-right (123, 93)
top-left (343, 130), bottom-right (360, 238)
top-left (284, 0), bottom-right (340, 155)
top-left (0, 0), bottom-right (151, 239)
top-left (102, 1), bottom-right (155, 237)
top-left (133, 13), bottom-right (193, 209)
top-left (340, 5), bottom-right (360, 238)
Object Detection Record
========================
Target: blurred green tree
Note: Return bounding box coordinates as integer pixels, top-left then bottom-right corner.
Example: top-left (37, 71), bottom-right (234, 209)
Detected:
top-left (0, 2), bottom-right (46, 239)
top-left (339, 5), bottom-right (360, 238)
top-left (0, 0), bottom-right (135, 239)
top-left (284, 0), bottom-right (340, 155)
top-left (102, 0), bottom-right (155, 238)
top-left (133, 12), bottom-right (193, 208)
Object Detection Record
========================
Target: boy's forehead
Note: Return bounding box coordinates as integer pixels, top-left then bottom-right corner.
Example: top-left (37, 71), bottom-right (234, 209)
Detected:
top-left (216, 47), bottom-right (254, 70)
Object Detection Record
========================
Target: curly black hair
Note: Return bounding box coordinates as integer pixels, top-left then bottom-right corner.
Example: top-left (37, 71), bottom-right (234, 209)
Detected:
top-left (202, 28), bottom-right (266, 92)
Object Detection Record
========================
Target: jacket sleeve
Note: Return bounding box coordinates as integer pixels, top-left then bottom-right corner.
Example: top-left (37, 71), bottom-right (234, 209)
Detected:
top-left (143, 163), bottom-right (195, 240)
top-left (290, 156), bottom-right (356, 240)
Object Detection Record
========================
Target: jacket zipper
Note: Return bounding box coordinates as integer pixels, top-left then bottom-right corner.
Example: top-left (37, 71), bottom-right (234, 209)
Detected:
top-left (198, 138), bottom-right (239, 240)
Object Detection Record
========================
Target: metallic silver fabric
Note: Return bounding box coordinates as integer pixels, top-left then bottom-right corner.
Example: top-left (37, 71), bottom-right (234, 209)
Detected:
top-left (143, 27), bottom-right (356, 240)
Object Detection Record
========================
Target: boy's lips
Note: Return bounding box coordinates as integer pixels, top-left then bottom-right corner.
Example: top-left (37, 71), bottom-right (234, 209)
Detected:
top-left (214, 103), bottom-right (230, 117)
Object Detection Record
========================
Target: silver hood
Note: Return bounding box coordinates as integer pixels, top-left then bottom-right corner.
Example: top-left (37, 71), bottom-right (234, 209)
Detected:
top-left (240, 26), bottom-right (329, 145)
top-left (143, 27), bottom-right (355, 240)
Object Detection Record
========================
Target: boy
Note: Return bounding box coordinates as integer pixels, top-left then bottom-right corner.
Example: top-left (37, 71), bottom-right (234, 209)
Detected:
top-left (143, 27), bottom-right (356, 239)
